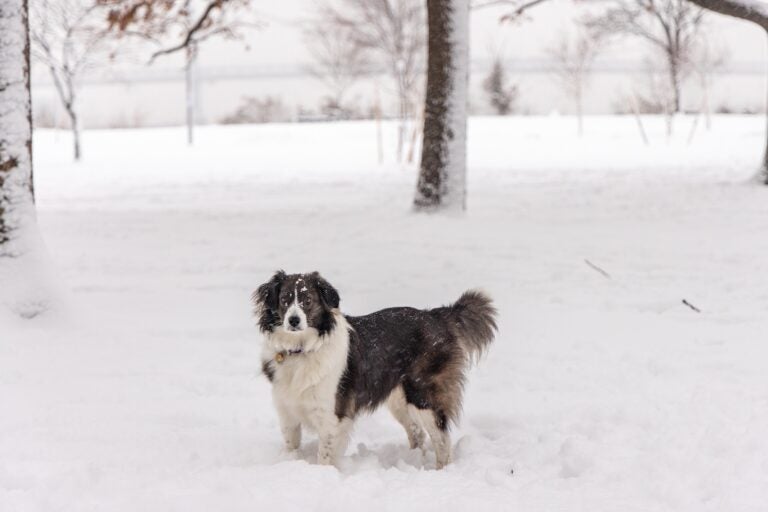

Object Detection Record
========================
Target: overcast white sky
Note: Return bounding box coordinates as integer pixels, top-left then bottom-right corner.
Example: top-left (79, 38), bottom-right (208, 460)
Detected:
top-left (195, 0), bottom-right (767, 70)
top-left (31, 0), bottom-right (768, 126)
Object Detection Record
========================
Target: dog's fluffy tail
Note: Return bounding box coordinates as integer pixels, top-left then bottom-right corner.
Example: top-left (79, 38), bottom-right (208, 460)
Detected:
top-left (446, 289), bottom-right (498, 360)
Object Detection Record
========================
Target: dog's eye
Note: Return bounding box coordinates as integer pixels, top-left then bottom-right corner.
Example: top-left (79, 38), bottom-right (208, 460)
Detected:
top-left (303, 298), bottom-right (311, 306)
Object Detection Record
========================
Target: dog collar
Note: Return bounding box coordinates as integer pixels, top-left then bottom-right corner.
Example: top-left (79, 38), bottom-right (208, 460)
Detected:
top-left (275, 348), bottom-right (303, 363)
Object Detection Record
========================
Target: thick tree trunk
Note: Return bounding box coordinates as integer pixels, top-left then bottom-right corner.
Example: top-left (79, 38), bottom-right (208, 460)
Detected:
top-left (0, 0), bottom-right (51, 319)
top-left (414, 0), bottom-right (469, 212)
top-left (0, 0), bottom-right (35, 250)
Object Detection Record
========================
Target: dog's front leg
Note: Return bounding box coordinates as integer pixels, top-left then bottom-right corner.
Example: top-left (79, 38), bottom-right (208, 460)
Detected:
top-left (316, 414), bottom-right (351, 466)
top-left (275, 405), bottom-right (302, 451)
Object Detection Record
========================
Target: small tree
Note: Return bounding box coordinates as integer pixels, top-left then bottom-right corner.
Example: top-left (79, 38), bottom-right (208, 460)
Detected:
top-left (414, 0), bottom-right (470, 211)
top-left (100, 0), bottom-right (258, 144)
top-left (30, 0), bottom-right (115, 161)
top-left (303, 20), bottom-right (371, 114)
top-left (684, 0), bottom-right (768, 183)
top-left (547, 27), bottom-right (601, 136)
top-left (690, 38), bottom-right (728, 130)
top-left (323, 0), bottom-right (427, 162)
top-left (586, 0), bottom-right (705, 115)
top-left (482, 56), bottom-right (518, 115)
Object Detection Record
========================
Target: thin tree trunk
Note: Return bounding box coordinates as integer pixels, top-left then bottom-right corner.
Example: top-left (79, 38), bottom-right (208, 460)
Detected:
top-left (375, 82), bottom-right (383, 164)
top-left (396, 76), bottom-right (408, 163)
top-left (414, 0), bottom-right (469, 212)
top-left (576, 86), bottom-right (584, 137)
top-left (185, 44), bottom-right (197, 146)
top-left (0, 0), bottom-right (35, 249)
top-left (668, 52), bottom-right (682, 114)
top-left (702, 74), bottom-right (712, 131)
top-left (67, 104), bottom-right (81, 161)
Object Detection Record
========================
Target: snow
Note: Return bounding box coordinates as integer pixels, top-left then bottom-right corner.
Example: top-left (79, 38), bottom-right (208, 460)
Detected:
top-left (3, 115), bottom-right (768, 511)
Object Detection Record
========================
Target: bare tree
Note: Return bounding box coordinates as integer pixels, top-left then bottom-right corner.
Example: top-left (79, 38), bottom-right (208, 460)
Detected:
top-left (303, 21), bottom-right (371, 116)
top-left (684, 0), bottom-right (768, 183)
top-left (482, 55), bottom-right (518, 115)
top-left (690, 38), bottom-right (728, 130)
top-left (100, 0), bottom-right (258, 144)
top-left (414, 0), bottom-right (470, 211)
top-left (323, 0), bottom-right (426, 162)
top-left (547, 27), bottom-right (602, 136)
top-left (30, 0), bottom-right (115, 161)
top-left (586, 0), bottom-right (706, 114)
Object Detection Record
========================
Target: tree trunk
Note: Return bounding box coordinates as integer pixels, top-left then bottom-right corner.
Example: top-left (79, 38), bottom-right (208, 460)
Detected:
top-left (763, 28), bottom-right (768, 184)
top-left (396, 74), bottom-right (408, 163)
top-left (576, 84), bottom-right (584, 137)
top-left (66, 104), bottom-right (81, 161)
top-left (185, 44), bottom-right (197, 146)
top-left (414, 0), bottom-right (469, 212)
top-left (668, 51), bottom-right (682, 114)
top-left (0, 0), bottom-right (35, 250)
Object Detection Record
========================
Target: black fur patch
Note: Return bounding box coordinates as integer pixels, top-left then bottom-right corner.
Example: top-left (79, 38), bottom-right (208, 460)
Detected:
top-left (253, 270), bottom-right (286, 333)
top-left (262, 360), bottom-right (275, 382)
top-left (316, 310), bottom-right (337, 337)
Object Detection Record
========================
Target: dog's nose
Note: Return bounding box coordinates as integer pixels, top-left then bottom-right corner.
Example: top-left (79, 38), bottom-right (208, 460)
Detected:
top-left (288, 316), bottom-right (301, 328)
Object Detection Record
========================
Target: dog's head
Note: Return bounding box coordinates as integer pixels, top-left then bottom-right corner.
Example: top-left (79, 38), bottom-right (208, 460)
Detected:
top-left (252, 270), bottom-right (340, 337)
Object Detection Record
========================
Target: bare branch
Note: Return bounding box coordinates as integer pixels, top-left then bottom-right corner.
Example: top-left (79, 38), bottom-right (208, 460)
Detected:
top-left (686, 0), bottom-right (768, 29)
top-left (147, 0), bottom-right (229, 62)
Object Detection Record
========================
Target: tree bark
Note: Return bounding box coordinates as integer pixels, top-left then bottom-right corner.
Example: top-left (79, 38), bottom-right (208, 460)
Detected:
top-left (0, 0), bottom-right (35, 250)
top-left (667, 51), bottom-right (682, 114)
top-left (414, 0), bottom-right (469, 212)
top-left (66, 104), bottom-right (81, 161)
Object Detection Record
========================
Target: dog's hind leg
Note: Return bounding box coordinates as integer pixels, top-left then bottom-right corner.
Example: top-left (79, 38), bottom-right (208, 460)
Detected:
top-left (387, 386), bottom-right (425, 451)
top-left (418, 409), bottom-right (452, 469)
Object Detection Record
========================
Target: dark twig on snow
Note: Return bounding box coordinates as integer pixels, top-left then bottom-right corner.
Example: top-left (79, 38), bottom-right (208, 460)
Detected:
top-left (584, 259), bottom-right (611, 280)
top-left (682, 299), bottom-right (701, 313)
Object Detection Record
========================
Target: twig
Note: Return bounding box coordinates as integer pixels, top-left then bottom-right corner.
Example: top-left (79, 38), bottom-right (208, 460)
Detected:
top-left (584, 259), bottom-right (611, 280)
top-left (682, 299), bottom-right (701, 313)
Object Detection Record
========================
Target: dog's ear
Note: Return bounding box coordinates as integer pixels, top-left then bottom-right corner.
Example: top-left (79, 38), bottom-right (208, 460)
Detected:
top-left (313, 272), bottom-right (340, 310)
top-left (253, 270), bottom-right (287, 314)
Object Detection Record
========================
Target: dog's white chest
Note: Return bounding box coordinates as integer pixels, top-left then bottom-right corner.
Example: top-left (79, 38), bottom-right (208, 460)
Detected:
top-left (264, 315), bottom-right (350, 432)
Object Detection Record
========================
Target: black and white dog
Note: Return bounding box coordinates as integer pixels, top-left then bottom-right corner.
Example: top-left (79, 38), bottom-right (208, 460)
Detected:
top-left (253, 271), bottom-right (497, 469)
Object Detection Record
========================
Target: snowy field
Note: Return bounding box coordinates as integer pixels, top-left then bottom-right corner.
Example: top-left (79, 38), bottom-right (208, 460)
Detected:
top-left (3, 115), bottom-right (768, 511)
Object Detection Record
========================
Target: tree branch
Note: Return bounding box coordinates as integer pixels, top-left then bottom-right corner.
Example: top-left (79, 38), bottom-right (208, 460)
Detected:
top-left (686, 0), bottom-right (768, 29)
top-left (147, 0), bottom-right (229, 63)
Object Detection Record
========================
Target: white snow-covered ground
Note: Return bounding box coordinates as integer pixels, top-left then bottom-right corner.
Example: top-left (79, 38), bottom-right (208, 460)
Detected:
top-left (3, 115), bottom-right (768, 511)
